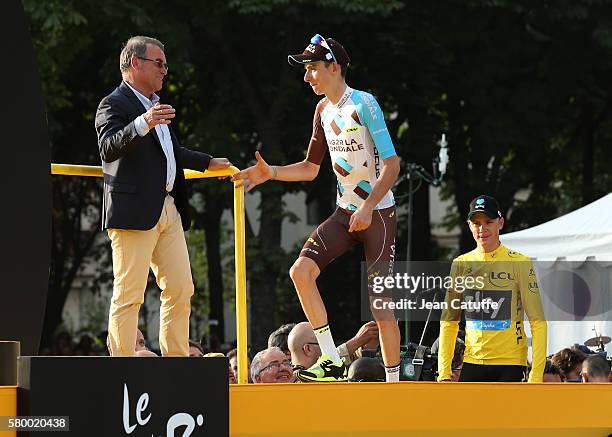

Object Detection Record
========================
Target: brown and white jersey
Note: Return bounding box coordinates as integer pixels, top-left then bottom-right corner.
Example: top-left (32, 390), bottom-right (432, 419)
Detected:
top-left (306, 87), bottom-right (396, 211)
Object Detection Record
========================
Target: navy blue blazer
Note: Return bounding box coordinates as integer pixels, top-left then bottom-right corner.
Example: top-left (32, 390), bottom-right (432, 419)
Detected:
top-left (95, 81), bottom-right (211, 231)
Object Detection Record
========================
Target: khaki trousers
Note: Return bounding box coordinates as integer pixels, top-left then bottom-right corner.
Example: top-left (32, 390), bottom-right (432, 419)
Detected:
top-left (107, 195), bottom-right (194, 356)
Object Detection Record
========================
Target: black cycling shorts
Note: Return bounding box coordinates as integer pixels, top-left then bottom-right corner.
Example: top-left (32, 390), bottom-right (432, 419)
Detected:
top-left (459, 362), bottom-right (526, 382)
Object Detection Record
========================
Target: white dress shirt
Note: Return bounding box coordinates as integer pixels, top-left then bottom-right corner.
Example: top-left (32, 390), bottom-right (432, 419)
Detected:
top-left (126, 81), bottom-right (176, 192)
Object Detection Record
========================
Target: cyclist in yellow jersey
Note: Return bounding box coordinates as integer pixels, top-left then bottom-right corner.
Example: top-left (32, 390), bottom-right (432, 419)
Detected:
top-left (438, 195), bottom-right (547, 382)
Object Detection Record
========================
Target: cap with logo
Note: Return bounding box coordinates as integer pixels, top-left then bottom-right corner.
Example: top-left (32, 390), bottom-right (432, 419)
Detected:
top-left (288, 34), bottom-right (350, 67)
top-left (467, 195), bottom-right (502, 220)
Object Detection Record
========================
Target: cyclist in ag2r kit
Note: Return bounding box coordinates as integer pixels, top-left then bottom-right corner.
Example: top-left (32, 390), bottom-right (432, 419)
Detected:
top-left (233, 34), bottom-right (401, 382)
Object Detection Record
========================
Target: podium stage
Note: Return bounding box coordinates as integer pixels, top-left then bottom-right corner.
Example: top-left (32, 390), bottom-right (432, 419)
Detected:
top-left (2, 359), bottom-right (612, 436)
top-left (229, 381), bottom-right (612, 436)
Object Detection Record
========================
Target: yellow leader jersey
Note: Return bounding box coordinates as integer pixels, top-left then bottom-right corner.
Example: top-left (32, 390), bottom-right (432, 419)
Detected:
top-left (437, 244), bottom-right (547, 382)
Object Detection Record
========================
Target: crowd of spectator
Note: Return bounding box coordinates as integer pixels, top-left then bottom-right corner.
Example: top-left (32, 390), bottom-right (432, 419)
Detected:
top-left (40, 331), bottom-right (109, 356)
top-left (42, 324), bottom-right (611, 384)
top-left (244, 323), bottom-right (611, 384)
top-left (548, 346), bottom-right (612, 383)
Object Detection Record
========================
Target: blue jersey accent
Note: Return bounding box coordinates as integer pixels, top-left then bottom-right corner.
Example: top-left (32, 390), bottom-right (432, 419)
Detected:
top-left (352, 90), bottom-right (397, 160)
top-left (333, 113), bottom-right (346, 130)
top-left (357, 180), bottom-right (372, 194)
top-left (336, 157), bottom-right (353, 173)
top-left (466, 320), bottom-right (511, 331)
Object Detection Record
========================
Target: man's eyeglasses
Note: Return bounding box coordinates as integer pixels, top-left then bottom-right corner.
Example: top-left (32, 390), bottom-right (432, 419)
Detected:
top-left (137, 56), bottom-right (168, 71)
top-left (310, 34), bottom-right (337, 63)
top-left (303, 342), bottom-right (320, 352)
top-left (259, 359), bottom-right (293, 374)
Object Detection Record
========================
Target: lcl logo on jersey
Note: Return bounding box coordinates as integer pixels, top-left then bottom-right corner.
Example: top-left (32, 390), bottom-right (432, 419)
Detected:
top-left (490, 272), bottom-right (514, 280)
top-left (488, 271), bottom-right (514, 288)
top-left (345, 127), bottom-right (359, 133)
top-left (515, 321), bottom-right (523, 343)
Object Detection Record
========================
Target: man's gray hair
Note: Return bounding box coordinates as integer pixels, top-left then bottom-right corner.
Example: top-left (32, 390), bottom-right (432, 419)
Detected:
top-left (119, 36), bottom-right (164, 72)
top-left (250, 347), bottom-right (284, 382)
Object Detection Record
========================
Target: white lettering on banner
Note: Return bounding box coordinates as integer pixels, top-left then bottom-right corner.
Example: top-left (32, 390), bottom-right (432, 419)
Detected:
top-left (122, 383), bottom-right (204, 436)
top-left (167, 413), bottom-right (205, 437)
top-left (136, 391), bottom-right (151, 426)
top-left (123, 384), bottom-right (139, 434)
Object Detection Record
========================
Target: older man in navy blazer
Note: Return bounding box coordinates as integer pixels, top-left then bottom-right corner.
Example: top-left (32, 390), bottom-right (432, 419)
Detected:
top-left (95, 35), bottom-right (231, 357)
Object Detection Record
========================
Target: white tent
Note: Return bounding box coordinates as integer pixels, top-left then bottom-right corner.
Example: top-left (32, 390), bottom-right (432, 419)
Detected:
top-left (500, 193), bottom-right (612, 356)
top-left (501, 193), bottom-right (612, 260)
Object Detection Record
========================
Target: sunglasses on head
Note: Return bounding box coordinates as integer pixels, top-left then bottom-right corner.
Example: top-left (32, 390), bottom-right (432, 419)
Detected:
top-left (310, 34), bottom-right (337, 63)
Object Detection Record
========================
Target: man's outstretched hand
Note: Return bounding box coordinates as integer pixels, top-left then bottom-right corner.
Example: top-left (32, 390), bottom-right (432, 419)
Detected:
top-left (208, 157), bottom-right (232, 171)
top-left (144, 103), bottom-right (175, 128)
top-left (230, 151), bottom-right (273, 192)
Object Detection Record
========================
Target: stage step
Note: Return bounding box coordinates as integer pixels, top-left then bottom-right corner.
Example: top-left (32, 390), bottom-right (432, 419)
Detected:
top-left (2, 367), bottom-right (612, 436)
top-left (229, 381), bottom-right (612, 436)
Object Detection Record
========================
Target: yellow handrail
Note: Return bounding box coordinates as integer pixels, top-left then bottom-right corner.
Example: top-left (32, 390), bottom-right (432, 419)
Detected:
top-left (51, 163), bottom-right (249, 384)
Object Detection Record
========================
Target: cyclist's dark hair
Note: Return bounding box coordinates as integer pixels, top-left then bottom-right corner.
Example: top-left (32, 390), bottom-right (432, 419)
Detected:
top-left (324, 61), bottom-right (348, 78)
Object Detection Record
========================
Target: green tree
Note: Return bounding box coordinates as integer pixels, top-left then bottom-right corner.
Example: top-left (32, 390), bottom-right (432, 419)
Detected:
top-left (27, 0), bottom-right (612, 351)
